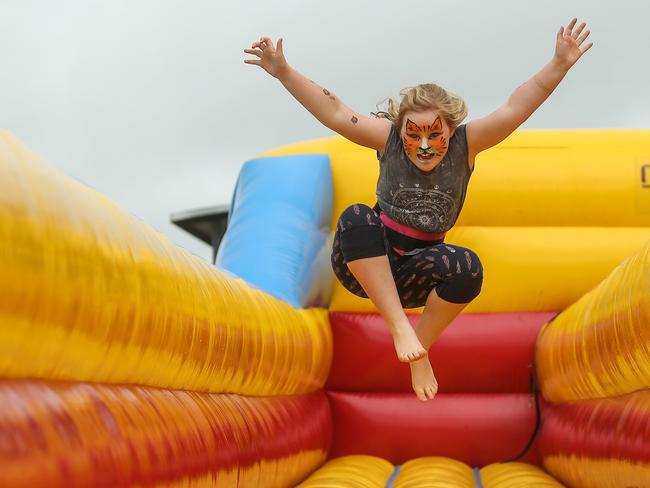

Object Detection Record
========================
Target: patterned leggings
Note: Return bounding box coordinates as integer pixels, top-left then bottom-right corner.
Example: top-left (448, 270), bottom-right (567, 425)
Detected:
top-left (331, 204), bottom-right (483, 309)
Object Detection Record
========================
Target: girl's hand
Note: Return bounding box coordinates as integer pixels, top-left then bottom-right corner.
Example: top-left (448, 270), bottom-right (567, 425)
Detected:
top-left (554, 18), bottom-right (593, 70)
top-left (244, 37), bottom-right (289, 79)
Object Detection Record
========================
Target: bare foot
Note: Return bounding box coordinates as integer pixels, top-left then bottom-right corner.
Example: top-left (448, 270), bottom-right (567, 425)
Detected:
top-left (392, 322), bottom-right (427, 362)
top-left (410, 357), bottom-right (438, 402)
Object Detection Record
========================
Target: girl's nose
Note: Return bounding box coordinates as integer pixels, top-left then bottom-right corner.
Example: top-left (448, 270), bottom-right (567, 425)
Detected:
top-left (420, 138), bottom-right (430, 150)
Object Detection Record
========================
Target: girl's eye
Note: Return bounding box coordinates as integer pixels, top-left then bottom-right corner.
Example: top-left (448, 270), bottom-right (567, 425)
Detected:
top-left (408, 134), bottom-right (419, 140)
top-left (428, 133), bottom-right (442, 139)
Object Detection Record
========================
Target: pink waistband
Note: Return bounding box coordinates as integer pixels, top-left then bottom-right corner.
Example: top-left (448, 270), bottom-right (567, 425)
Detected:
top-left (379, 212), bottom-right (446, 241)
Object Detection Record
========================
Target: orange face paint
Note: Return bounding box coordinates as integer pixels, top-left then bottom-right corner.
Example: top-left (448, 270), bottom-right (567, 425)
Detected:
top-left (401, 117), bottom-right (448, 166)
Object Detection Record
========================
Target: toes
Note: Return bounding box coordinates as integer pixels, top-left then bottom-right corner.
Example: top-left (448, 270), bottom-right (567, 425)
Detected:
top-left (415, 388), bottom-right (428, 402)
top-left (398, 349), bottom-right (428, 363)
top-left (425, 385), bottom-right (437, 400)
top-left (413, 350), bottom-right (427, 362)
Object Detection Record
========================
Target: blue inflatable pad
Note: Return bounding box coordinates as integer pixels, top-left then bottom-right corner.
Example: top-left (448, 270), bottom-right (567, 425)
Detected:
top-left (216, 154), bottom-right (333, 308)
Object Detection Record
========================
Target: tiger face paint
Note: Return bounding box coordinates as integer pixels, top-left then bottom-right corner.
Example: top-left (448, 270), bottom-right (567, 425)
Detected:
top-left (400, 111), bottom-right (452, 171)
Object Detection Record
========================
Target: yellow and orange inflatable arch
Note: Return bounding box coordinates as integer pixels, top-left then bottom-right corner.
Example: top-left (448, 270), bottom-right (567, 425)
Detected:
top-left (0, 128), bottom-right (648, 487)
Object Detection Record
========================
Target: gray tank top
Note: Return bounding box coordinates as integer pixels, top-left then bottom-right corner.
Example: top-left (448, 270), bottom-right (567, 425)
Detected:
top-left (376, 124), bottom-right (472, 233)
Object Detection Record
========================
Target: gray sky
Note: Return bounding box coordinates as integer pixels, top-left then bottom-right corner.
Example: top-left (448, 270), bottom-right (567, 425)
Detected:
top-left (1, 1), bottom-right (649, 260)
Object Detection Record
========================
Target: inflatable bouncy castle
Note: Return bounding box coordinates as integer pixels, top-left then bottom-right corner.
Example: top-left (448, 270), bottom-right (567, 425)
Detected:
top-left (0, 128), bottom-right (648, 487)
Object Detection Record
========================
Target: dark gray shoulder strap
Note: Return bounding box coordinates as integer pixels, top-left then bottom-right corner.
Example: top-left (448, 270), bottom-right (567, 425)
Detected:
top-left (377, 123), bottom-right (400, 160)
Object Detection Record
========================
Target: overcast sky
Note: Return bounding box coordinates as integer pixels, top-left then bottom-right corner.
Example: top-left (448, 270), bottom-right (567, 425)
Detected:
top-left (1, 1), bottom-right (648, 260)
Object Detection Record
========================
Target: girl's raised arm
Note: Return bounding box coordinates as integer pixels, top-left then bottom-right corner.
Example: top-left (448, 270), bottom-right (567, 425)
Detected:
top-left (244, 37), bottom-right (391, 152)
top-left (466, 18), bottom-right (594, 161)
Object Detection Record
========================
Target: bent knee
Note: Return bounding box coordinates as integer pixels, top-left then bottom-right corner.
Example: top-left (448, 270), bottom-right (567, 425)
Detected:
top-left (436, 247), bottom-right (483, 303)
top-left (436, 274), bottom-right (482, 304)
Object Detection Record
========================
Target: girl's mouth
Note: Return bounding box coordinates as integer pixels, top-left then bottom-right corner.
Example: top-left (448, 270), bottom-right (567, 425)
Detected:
top-left (417, 152), bottom-right (436, 163)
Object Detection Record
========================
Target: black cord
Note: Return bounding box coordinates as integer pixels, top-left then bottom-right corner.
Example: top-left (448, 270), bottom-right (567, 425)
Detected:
top-left (503, 355), bottom-right (542, 463)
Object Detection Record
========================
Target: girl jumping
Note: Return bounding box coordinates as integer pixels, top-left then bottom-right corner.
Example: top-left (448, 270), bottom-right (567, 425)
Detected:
top-left (244, 18), bottom-right (592, 402)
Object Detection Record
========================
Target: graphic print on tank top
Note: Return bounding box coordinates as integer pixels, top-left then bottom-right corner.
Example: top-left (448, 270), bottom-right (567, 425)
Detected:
top-left (376, 124), bottom-right (471, 234)
top-left (391, 186), bottom-right (457, 230)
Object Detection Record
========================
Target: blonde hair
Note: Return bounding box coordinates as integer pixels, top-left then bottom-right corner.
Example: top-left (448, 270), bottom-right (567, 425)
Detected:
top-left (372, 83), bottom-right (468, 130)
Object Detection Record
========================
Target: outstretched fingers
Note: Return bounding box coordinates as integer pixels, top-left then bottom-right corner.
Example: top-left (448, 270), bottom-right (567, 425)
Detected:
top-left (556, 18), bottom-right (593, 61)
top-left (576, 29), bottom-right (590, 45)
top-left (571, 22), bottom-right (593, 54)
top-left (572, 21), bottom-right (586, 39)
top-left (245, 37), bottom-right (275, 65)
top-left (576, 29), bottom-right (593, 54)
top-left (244, 48), bottom-right (263, 58)
top-left (259, 36), bottom-right (274, 51)
top-left (564, 17), bottom-right (578, 37)
top-left (243, 47), bottom-right (262, 66)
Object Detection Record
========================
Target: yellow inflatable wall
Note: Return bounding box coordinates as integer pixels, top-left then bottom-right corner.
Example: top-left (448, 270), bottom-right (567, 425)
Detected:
top-left (0, 126), bottom-right (648, 487)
